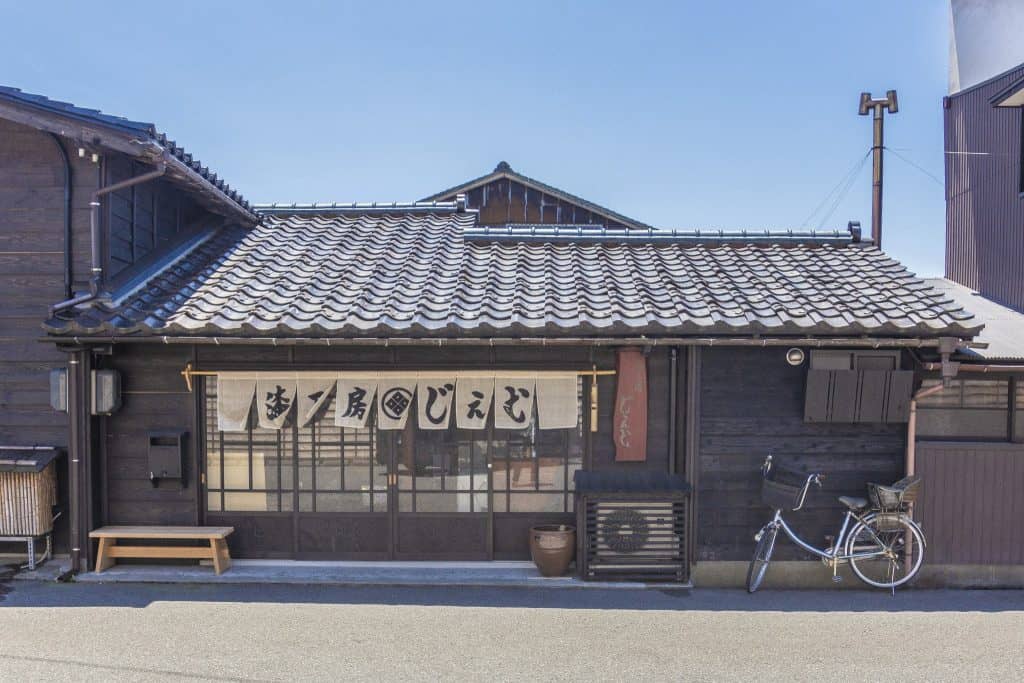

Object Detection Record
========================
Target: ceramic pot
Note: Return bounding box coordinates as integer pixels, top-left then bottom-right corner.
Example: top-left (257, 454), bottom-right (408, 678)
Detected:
top-left (529, 524), bottom-right (576, 577)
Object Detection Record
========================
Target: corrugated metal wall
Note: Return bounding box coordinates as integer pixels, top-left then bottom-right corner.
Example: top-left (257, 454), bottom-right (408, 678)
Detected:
top-left (945, 64), bottom-right (1024, 312)
top-left (915, 441), bottom-right (1024, 564)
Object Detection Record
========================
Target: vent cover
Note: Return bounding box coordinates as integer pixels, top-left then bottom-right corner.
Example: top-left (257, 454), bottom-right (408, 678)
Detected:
top-left (574, 471), bottom-right (690, 583)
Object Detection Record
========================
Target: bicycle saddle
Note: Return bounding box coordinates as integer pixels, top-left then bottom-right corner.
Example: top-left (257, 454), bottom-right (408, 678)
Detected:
top-left (838, 495), bottom-right (868, 511)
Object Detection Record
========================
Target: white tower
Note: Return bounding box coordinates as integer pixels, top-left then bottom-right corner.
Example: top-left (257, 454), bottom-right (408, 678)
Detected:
top-left (950, 0), bottom-right (1024, 93)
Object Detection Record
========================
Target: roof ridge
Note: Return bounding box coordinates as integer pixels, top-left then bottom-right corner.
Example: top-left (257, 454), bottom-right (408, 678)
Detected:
top-left (255, 200), bottom-right (468, 215)
top-left (465, 224), bottom-right (857, 245)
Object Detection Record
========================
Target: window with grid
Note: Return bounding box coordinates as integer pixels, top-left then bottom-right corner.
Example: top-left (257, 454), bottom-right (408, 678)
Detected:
top-left (204, 376), bottom-right (586, 513)
top-left (916, 379), bottom-right (1011, 441)
top-left (297, 392), bottom-right (386, 513)
top-left (204, 381), bottom-right (295, 512)
top-left (205, 382), bottom-right (385, 513)
top-left (394, 425), bottom-right (490, 513)
top-left (491, 378), bottom-right (584, 512)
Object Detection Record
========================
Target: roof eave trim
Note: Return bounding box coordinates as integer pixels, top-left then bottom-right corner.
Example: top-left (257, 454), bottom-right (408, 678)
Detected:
top-left (950, 60), bottom-right (1024, 99)
top-left (0, 97), bottom-right (259, 226)
top-left (42, 334), bottom-right (982, 350)
top-left (989, 75), bottom-right (1024, 106)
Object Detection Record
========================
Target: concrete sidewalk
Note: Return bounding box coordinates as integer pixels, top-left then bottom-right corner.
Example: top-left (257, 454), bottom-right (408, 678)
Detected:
top-left (68, 559), bottom-right (657, 589)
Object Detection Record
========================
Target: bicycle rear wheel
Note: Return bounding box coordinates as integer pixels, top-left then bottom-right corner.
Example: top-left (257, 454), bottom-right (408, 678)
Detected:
top-left (845, 513), bottom-right (925, 589)
top-left (746, 524), bottom-right (778, 593)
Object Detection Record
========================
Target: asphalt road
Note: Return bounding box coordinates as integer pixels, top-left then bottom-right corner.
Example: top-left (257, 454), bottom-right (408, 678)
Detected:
top-left (1, 581), bottom-right (1022, 682)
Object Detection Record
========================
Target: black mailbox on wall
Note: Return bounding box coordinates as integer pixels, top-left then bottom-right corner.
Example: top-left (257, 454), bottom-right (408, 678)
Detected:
top-left (147, 430), bottom-right (187, 487)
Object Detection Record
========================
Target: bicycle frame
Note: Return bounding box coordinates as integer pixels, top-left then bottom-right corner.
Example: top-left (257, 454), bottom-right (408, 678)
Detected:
top-left (764, 509), bottom-right (889, 562)
top-left (756, 455), bottom-right (926, 571)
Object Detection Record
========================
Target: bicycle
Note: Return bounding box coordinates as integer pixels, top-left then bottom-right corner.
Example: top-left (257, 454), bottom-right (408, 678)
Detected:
top-left (746, 455), bottom-right (926, 592)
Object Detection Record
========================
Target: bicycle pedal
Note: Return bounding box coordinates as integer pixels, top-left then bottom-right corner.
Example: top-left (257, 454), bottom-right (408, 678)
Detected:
top-left (832, 575), bottom-right (843, 583)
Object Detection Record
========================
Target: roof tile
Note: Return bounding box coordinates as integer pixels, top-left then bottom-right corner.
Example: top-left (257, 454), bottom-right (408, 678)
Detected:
top-left (44, 210), bottom-right (982, 339)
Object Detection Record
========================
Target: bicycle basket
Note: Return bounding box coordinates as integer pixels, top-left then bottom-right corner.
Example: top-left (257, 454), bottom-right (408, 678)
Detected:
top-left (760, 463), bottom-right (810, 510)
top-left (761, 479), bottom-right (803, 510)
top-left (867, 476), bottom-right (921, 511)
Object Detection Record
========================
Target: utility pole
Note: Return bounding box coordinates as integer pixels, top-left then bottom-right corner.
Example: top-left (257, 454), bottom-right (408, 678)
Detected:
top-left (858, 90), bottom-right (898, 247)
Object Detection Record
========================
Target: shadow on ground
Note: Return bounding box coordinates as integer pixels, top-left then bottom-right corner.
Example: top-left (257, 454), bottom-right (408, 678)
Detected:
top-left (2, 578), bottom-right (1022, 613)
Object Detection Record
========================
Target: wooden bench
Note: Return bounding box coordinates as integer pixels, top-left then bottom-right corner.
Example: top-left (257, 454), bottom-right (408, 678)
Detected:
top-left (89, 526), bottom-right (235, 575)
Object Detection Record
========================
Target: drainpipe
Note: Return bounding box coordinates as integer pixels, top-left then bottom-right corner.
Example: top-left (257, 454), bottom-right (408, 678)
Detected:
top-left (920, 362), bottom-right (1024, 374)
top-left (48, 134), bottom-right (73, 300)
top-left (907, 345), bottom-right (961, 479)
top-left (909, 358), bottom-right (1024, 471)
top-left (50, 161), bottom-right (167, 316)
top-left (66, 349), bottom-right (85, 572)
top-left (904, 381), bottom-right (947, 576)
top-left (906, 383), bottom-right (946, 480)
top-left (668, 347), bottom-right (678, 475)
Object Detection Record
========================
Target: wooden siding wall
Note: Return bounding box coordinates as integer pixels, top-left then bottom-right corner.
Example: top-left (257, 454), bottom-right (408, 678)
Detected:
top-left (460, 178), bottom-right (627, 228)
top-left (946, 64), bottom-right (1024, 312)
top-left (915, 441), bottom-right (1024, 565)
top-left (0, 119), bottom-right (100, 552)
top-left (0, 119), bottom-right (229, 553)
top-left (101, 344), bottom-right (198, 525)
top-left (697, 348), bottom-right (906, 561)
top-left (0, 119), bottom-right (92, 446)
top-left (105, 156), bottom-right (201, 280)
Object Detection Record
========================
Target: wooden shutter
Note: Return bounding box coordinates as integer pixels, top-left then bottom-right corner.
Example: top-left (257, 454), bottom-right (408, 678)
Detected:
top-left (804, 370), bottom-right (914, 423)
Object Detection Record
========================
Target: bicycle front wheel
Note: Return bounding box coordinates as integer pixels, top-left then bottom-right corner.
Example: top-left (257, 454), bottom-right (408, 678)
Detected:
top-left (746, 524), bottom-right (778, 593)
top-left (845, 513), bottom-right (925, 589)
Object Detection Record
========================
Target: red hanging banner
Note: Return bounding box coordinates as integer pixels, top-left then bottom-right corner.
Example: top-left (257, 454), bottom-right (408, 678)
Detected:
top-left (614, 347), bottom-right (648, 462)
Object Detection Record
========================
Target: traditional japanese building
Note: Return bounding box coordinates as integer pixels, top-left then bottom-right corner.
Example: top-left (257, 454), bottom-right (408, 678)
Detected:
top-left (0, 85), bottom-right (1000, 582)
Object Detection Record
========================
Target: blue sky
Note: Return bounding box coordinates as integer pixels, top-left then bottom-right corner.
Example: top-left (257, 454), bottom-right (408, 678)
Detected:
top-left (3, 1), bottom-right (950, 274)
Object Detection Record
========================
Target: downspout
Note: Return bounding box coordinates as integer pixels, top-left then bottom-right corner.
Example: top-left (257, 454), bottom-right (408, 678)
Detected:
top-left (48, 134), bottom-right (73, 299)
top-left (907, 348), bottom-right (961, 479)
top-left (50, 161), bottom-right (167, 315)
top-left (668, 347), bottom-right (678, 475)
top-left (907, 358), bottom-right (1024, 473)
top-left (66, 350), bottom-right (84, 572)
top-left (906, 383), bottom-right (946, 480)
top-left (904, 381), bottom-right (946, 576)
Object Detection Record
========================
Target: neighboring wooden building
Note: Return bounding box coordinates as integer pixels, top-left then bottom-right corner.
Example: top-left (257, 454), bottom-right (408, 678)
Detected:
top-left (0, 86), bottom-right (997, 582)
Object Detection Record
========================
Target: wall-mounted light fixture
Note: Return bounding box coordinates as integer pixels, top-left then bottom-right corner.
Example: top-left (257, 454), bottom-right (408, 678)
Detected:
top-left (786, 348), bottom-right (806, 366)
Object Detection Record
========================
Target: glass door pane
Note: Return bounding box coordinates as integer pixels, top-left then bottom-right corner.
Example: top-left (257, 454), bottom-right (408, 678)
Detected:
top-left (394, 422), bottom-right (490, 513)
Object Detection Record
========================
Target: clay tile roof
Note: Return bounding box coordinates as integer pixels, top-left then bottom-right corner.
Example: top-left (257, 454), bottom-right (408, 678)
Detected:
top-left (44, 209), bottom-right (982, 339)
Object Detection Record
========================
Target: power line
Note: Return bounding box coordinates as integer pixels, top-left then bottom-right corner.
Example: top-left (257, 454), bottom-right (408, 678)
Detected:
top-left (799, 149), bottom-right (872, 229)
top-left (884, 147), bottom-right (944, 187)
top-left (815, 153), bottom-right (870, 231)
